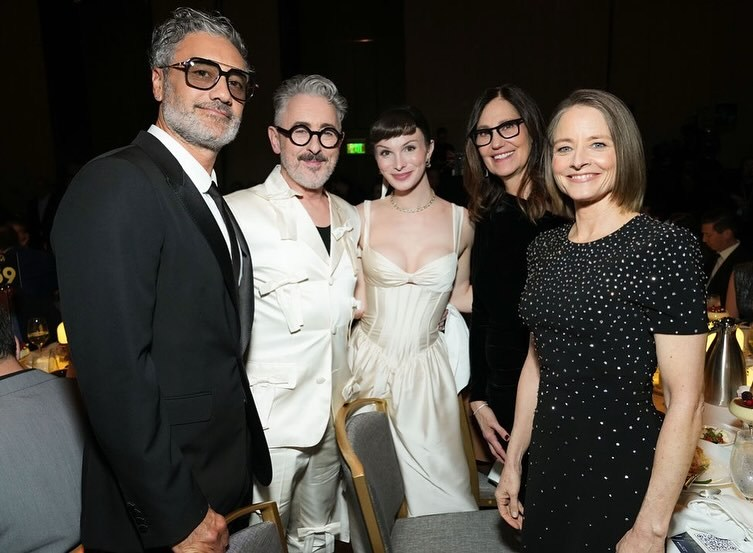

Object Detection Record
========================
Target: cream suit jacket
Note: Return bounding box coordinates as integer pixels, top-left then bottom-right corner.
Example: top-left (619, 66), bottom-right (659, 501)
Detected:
top-left (226, 166), bottom-right (360, 448)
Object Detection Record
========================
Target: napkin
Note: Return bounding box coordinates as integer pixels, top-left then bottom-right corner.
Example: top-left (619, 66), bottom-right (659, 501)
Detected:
top-left (687, 494), bottom-right (753, 546)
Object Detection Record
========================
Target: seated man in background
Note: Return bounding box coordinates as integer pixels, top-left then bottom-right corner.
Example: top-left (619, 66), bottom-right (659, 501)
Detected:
top-left (0, 307), bottom-right (87, 552)
top-left (702, 208), bottom-right (752, 305)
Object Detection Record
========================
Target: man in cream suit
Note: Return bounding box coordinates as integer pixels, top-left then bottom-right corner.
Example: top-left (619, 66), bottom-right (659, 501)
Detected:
top-left (226, 74), bottom-right (361, 553)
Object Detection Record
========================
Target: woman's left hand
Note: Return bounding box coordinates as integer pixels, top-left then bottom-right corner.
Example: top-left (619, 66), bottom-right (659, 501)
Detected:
top-left (616, 525), bottom-right (665, 553)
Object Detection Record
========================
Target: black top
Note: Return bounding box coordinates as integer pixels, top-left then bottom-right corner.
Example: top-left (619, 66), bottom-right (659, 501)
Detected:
top-left (317, 225), bottom-right (331, 255)
top-left (469, 192), bottom-right (563, 430)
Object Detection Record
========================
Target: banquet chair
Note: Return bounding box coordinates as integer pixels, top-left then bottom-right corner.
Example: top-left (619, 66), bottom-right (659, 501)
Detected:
top-left (225, 500), bottom-right (287, 553)
top-left (457, 395), bottom-right (498, 508)
top-left (65, 503), bottom-right (286, 553)
top-left (335, 398), bottom-right (521, 553)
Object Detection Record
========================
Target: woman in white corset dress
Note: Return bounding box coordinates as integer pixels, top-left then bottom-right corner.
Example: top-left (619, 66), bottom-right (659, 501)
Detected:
top-left (344, 106), bottom-right (476, 517)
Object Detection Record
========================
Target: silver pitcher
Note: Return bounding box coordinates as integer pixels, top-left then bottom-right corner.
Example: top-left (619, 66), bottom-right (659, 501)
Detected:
top-left (704, 317), bottom-right (747, 405)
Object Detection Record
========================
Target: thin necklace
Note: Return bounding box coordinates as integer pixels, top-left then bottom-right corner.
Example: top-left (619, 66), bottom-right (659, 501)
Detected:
top-left (390, 191), bottom-right (436, 214)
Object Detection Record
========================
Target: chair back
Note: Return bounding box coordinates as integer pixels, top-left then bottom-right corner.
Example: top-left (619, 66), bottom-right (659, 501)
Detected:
top-left (226, 500), bottom-right (287, 553)
top-left (457, 395), bottom-right (497, 508)
top-left (335, 398), bottom-right (407, 553)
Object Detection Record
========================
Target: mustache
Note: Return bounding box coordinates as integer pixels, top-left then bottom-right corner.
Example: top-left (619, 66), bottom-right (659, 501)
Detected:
top-left (195, 101), bottom-right (234, 118)
top-left (298, 152), bottom-right (327, 162)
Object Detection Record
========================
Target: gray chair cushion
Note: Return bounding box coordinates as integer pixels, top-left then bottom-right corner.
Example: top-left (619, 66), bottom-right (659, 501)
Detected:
top-left (391, 509), bottom-right (521, 553)
top-left (346, 410), bottom-right (405, 545)
top-left (228, 520), bottom-right (283, 553)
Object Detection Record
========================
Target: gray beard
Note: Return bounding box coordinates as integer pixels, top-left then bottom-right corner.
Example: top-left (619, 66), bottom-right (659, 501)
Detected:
top-left (162, 83), bottom-right (241, 152)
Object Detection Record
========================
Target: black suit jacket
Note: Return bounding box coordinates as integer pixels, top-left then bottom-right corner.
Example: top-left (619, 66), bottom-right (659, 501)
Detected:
top-left (52, 131), bottom-right (271, 552)
top-left (706, 244), bottom-right (753, 305)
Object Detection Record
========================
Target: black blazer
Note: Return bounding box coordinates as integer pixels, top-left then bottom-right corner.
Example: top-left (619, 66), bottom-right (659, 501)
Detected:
top-left (52, 131), bottom-right (271, 552)
top-left (706, 244), bottom-right (753, 305)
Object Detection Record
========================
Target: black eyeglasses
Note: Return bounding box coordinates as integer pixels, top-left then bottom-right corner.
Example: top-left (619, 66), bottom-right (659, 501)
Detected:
top-left (162, 57), bottom-right (257, 102)
top-left (470, 118), bottom-right (525, 147)
top-left (275, 125), bottom-right (344, 149)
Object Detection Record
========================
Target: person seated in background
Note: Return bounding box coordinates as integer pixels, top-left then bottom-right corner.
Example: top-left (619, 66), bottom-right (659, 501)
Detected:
top-left (701, 208), bottom-right (752, 305)
top-left (0, 306), bottom-right (88, 552)
top-left (726, 261), bottom-right (753, 321)
top-left (0, 221), bottom-right (60, 342)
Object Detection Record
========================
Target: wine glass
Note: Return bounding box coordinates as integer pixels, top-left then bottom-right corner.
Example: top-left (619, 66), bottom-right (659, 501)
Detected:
top-left (26, 316), bottom-right (49, 366)
top-left (729, 429), bottom-right (753, 500)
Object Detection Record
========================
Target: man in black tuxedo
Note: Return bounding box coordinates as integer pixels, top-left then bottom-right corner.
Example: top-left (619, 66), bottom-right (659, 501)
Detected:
top-left (701, 208), bottom-right (752, 305)
top-left (52, 8), bottom-right (271, 552)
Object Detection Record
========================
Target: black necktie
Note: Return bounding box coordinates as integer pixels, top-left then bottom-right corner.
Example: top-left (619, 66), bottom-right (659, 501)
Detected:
top-left (207, 182), bottom-right (241, 282)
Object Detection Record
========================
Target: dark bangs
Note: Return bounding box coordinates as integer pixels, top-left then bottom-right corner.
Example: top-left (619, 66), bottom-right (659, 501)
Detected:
top-left (369, 106), bottom-right (431, 146)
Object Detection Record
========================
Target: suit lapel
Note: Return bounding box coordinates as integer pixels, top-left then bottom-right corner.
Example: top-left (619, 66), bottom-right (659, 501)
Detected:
top-left (262, 170), bottom-right (329, 266)
top-left (132, 132), bottom-right (239, 312)
top-left (297, 204), bottom-right (330, 266)
top-left (329, 197), bottom-right (346, 274)
top-left (228, 207), bottom-right (253, 356)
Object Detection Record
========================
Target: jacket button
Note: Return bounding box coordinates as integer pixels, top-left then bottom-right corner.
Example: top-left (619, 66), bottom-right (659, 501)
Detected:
top-left (316, 377), bottom-right (326, 384)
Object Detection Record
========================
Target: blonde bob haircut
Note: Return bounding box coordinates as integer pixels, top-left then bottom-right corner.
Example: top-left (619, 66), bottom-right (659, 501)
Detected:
top-left (544, 89), bottom-right (646, 219)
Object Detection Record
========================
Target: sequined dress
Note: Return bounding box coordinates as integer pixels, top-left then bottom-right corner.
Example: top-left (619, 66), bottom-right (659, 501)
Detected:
top-left (519, 214), bottom-right (707, 551)
top-left (344, 201), bottom-right (477, 517)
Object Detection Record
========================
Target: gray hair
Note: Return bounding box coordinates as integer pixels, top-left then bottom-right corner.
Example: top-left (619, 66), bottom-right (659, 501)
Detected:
top-left (273, 74), bottom-right (348, 126)
top-left (149, 7), bottom-right (248, 69)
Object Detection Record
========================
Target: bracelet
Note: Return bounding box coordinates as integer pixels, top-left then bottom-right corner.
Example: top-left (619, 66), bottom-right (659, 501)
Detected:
top-left (471, 402), bottom-right (488, 416)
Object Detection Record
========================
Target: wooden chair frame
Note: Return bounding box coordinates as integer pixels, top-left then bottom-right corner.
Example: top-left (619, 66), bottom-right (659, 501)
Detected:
top-left (457, 395), bottom-right (497, 508)
top-left (335, 397), bottom-right (408, 553)
top-left (70, 501), bottom-right (287, 553)
top-left (225, 500), bottom-right (288, 553)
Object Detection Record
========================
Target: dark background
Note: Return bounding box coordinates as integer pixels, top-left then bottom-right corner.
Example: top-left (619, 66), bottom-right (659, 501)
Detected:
top-left (3, 0), bottom-right (752, 223)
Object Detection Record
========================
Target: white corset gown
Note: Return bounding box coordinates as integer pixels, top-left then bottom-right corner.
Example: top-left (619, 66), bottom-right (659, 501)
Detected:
top-left (345, 202), bottom-right (476, 517)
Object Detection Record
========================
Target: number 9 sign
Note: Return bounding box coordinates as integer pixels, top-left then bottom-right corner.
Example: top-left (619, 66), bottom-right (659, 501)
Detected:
top-left (0, 266), bottom-right (17, 286)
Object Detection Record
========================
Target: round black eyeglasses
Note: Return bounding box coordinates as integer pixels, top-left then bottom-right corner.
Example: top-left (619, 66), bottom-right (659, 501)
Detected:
top-left (470, 118), bottom-right (525, 147)
top-left (162, 57), bottom-right (257, 102)
top-left (275, 125), bottom-right (344, 149)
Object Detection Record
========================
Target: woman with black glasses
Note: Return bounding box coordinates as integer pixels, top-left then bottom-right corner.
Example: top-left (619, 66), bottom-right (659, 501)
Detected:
top-left (464, 86), bottom-right (562, 482)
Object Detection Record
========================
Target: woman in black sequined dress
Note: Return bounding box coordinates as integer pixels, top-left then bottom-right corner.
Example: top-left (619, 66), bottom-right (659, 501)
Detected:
top-left (496, 90), bottom-right (708, 552)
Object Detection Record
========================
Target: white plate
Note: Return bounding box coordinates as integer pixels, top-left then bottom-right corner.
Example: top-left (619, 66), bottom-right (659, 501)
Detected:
top-left (690, 439), bottom-right (732, 487)
top-left (700, 424), bottom-right (737, 446)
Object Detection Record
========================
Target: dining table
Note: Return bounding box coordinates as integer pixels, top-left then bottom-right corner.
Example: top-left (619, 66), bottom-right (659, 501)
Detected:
top-left (19, 341), bottom-right (74, 377)
top-left (653, 374), bottom-right (753, 552)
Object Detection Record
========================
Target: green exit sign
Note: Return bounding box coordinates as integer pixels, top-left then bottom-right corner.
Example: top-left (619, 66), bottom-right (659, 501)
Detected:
top-left (346, 142), bottom-right (367, 155)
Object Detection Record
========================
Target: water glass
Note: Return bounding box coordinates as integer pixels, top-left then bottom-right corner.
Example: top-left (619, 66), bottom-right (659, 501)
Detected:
top-left (729, 429), bottom-right (753, 500)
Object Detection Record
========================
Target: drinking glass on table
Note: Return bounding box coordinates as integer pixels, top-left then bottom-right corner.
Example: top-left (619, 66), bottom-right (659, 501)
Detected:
top-left (729, 429), bottom-right (753, 500)
top-left (49, 344), bottom-right (70, 377)
top-left (26, 316), bottom-right (49, 366)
